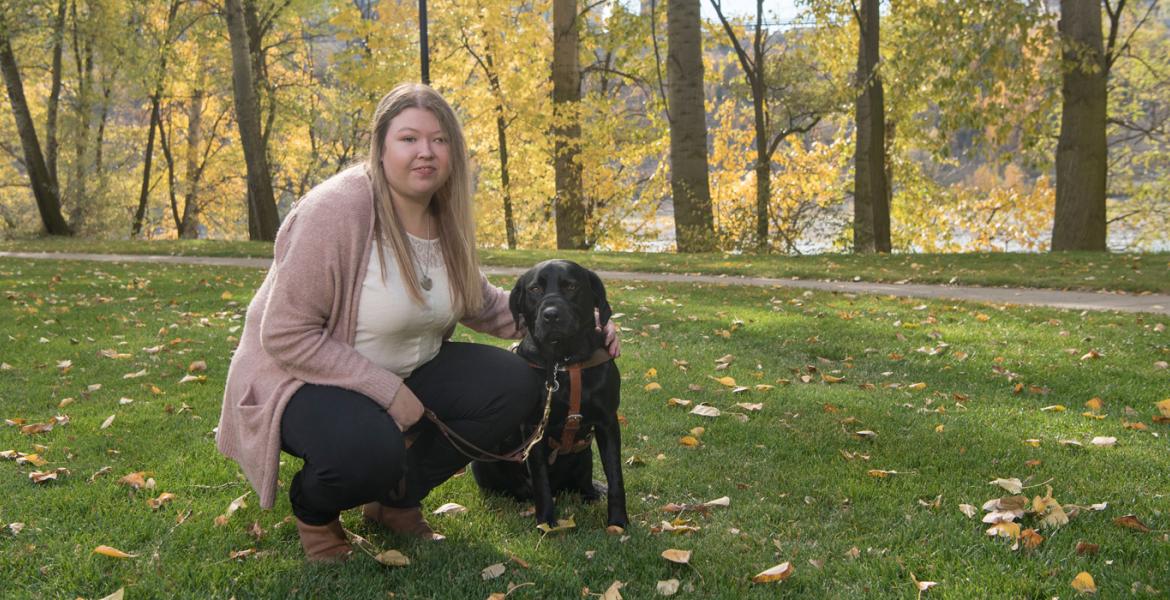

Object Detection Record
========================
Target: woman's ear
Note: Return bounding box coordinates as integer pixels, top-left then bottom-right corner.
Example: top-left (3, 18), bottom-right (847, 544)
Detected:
top-left (586, 269), bottom-right (612, 327)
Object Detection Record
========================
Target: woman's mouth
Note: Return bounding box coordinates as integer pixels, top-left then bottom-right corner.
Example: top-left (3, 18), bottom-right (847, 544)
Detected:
top-left (413, 166), bottom-right (436, 176)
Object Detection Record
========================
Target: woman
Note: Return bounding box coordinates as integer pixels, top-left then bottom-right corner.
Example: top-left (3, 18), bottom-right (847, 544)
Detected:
top-left (217, 83), bottom-right (618, 562)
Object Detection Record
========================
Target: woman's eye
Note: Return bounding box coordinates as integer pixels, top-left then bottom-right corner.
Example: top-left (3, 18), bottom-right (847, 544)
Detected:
top-left (402, 136), bottom-right (416, 143)
top-left (434, 137), bottom-right (447, 144)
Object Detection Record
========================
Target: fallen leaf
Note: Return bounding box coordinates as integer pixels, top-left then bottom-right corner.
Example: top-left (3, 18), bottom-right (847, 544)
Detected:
top-left (661, 548), bottom-right (692, 564)
top-left (709, 376), bottom-right (737, 388)
top-left (147, 492), bottom-right (176, 510)
top-left (821, 374), bottom-right (845, 384)
top-left (985, 521), bottom-right (1021, 540)
top-left (1113, 514), bottom-right (1151, 533)
top-left (601, 580), bottom-right (623, 600)
top-left (536, 516), bottom-right (576, 533)
top-left (117, 471), bottom-right (148, 490)
top-left (656, 579), bottom-right (680, 596)
top-left (911, 573), bottom-right (939, 592)
top-left (1071, 571), bottom-right (1097, 594)
top-left (481, 562), bottom-right (506, 580)
top-left (752, 561), bottom-right (793, 583)
top-left (1040, 405), bottom-right (1067, 412)
top-left (122, 369), bottom-right (148, 379)
top-left (374, 549), bottom-right (410, 567)
top-left (644, 382), bottom-right (662, 392)
top-left (959, 504), bottom-right (977, 519)
top-left (735, 402), bottom-right (764, 411)
top-left (433, 502), bottom-right (467, 515)
top-left (679, 435), bottom-right (700, 447)
top-left (1075, 541), bottom-right (1099, 555)
top-left (1020, 528), bottom-right (1044, 549)
top-left (178, 374), bottom-right (205, 384)
top-left (93, 545), bottom-right (137, 559)
top-left (689, 404), bottom-right (720, 418)
top-left (867, 469), bottom-right (898, 478)
top-left (189, 360), bottom-right (208, 372)
top-left (29, 468), bottom-right (68, 483)
top-left (704, 496), bottom-right (731, 507)
top-left (1155, 399), bottom-right (1170, 418)
top-left (853, 430), bottom-right (877, 440)
top-left (907, 382), bottom-right (927, 391)
top-left (1090, 436), bottom-right (1117, 447)
top-left (100, 414), bottom-right (115, 429)
top-left (667, 397), bottom-right (691, 407)
top-left (214, 492), bottom-right (250, 526)
top-left (754, 384), bottom-right (774, 392)
top-left (989, 478), bottom-right (1024, 494)
top-left (97, 589), bottom-right (125, 600)
top-left (1084, 397), bottom-right (1104, 412)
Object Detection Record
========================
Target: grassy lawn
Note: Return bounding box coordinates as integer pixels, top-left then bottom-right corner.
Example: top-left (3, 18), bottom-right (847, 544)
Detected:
top-left (3, 237), bottom-right (1168, 294)
top-left (1, 258), bottom-right (1168, 598)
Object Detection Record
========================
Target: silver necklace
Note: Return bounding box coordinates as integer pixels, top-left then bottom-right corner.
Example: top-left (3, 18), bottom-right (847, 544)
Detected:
top-left (416, 215), bottom-right (434, 291)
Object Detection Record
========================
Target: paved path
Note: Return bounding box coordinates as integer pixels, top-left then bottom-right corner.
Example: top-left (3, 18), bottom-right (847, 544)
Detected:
top-left (2, 251), bottom-right (1168, 316)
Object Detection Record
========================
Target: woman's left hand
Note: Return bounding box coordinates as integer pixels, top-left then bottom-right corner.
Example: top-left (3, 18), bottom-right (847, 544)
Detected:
top-left (598, 317), bottom-right (620, 358)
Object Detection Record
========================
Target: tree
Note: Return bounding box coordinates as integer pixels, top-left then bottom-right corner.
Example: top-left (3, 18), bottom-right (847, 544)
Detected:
top-left (666, 0), bottom-right (715, 252)
top-left (850, 0), bottom-right (889, 253)
top-left (552, 0), bottom-right (586, 249)
top-left (0, 5), bottom-right (71, 235)
top-left (711, 0), bottom-right (827, 251)
top-left (224, 0), bottom-right (278, 241)
top-left (1050, 0), bottom-right (1156, 251)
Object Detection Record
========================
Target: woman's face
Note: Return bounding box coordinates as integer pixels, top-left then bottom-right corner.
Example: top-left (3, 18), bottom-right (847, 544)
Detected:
top-left (381, 107), bottom-right (452, 206)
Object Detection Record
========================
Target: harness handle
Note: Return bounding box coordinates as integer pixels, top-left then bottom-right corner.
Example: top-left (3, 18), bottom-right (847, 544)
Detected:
top-left (425, 372), bottom-right (557, 464)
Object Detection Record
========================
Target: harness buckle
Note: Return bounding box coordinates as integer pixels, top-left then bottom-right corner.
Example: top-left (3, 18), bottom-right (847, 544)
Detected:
top-left (565, 413), bottom-right (583, 424)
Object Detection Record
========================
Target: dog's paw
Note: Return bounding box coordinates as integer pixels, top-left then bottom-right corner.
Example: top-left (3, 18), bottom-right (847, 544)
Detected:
top-left (581, 479), bottom-right (607, 502)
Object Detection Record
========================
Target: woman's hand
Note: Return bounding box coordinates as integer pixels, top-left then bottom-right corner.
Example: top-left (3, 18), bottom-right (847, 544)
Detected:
top-left (389, 385), bottom-right (425, 431)
top-left (597, 315), bottom-right (620, 358)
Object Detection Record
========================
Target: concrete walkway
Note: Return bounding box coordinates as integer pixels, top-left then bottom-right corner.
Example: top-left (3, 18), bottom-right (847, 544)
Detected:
top-left (2, 250), bottom-right (1168, 316)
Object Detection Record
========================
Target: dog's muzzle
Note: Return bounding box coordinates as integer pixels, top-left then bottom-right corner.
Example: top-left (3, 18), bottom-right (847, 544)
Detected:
top-left (532, 299), bottom-right (580, 343)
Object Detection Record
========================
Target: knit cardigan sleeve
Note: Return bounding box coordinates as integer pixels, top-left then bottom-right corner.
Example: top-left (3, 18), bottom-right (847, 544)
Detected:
top-left (258, 206), bottom-right (403, 411)
top-left (459, 273), bottom-right (523, 339)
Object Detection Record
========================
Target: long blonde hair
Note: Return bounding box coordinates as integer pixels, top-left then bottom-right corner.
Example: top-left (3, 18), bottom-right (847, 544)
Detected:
top-left (367, 83), bottom-right (482, 315)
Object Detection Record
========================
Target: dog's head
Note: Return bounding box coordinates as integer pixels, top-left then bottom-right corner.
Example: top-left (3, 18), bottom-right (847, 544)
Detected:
top-left (510, 260), bottom-right (611, 350)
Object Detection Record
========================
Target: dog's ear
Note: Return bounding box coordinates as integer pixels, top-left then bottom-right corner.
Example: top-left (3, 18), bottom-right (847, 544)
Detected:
top-left (509, 272), bottom-right (529, 329)
top-left (585, 268), bottom-right (612, 327)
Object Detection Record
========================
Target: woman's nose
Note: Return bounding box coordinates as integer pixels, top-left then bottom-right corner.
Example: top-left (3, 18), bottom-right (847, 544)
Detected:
top-left (417, 141), bottom-right (435, 158)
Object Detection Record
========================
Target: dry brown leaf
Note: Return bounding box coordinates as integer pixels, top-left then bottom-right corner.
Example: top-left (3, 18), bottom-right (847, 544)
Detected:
top-left (1084, 397), bottom-right (1104, 412)
top-left (100, 414), bottom-right (115, 429)
top-left (911, 573), bottom-right (939, 592)
top-left (989, 478), bottom-right (1023, 494)
top-left (1075, 541), bottom-right (1099, 555)
top-left (709, 376), bottom-right (737, 388)
top-left (644, 382), bottom-right (662, 392)
top-left (536, 516), bottom-right (575, 533)
top-left (117, 471), bottom-right (148, 490)
top-left (189, 360), bottom-right (208, 372)
top-left (656, 579), bottom-right (680, 596)
top-left (433, 502), bottom-right (467, 515)
top-left (689, 404), bottom-right (720, 418)
top-left (1155, 398), bottom-right (1170, 418)
top-left (735, 402), bottom-right (763, 411)
top-left (1090, 436), bottom-right (1117, 447)
top-left (959, 504), bottom-right (977, 519)
top-left (374, 549), bottom-right (411, 567)
top-left (147, 492), bottom-right (176, 510)
top-left (679, 435), bottom-right (700, 447)
top-left (661, 548), bottom-right (692, 564)
top-left (1020, 528), bottom-right (1044, 549)
top-left (1040, 405), bottom-right (1066, 412)
top-left (601, 581), bottom-right (623, 600)
top-left (667, 398), bottom-right (691, 407)
top-left (1113, 514), bottom-right (1151, 532)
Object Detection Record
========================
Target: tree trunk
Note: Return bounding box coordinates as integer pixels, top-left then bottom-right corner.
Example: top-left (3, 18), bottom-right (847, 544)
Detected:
top-left (131, 95), bottom-right (161, 237)
top-left (552, 0), bottom-right (586, 249)
top-left (179, 87), bottom-right (204, 239)
top-left (667, 0), bottom-right (715, 252)
top-left (0, 21), bottom-right (71, 235)
top-left (491, 84), bottom-right (516, 249)
top-left (1051, 0), bottom-right (1107, 251)
top-left (45, 0), bottom-right (67, 192)
top-left (69, 0), bottom-right (93, 230)
top-left (225, 0), bottom-right (279, 241)
top-left (852, 0), bottom-right (889, 253)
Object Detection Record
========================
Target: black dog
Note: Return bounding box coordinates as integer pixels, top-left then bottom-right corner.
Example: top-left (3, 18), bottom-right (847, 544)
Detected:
top-left (471, 260), bottom-right (628, 531)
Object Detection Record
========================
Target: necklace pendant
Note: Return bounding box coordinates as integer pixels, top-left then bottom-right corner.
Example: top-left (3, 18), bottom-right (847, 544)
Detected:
top-left (420, 274), bottom-right (433, 291)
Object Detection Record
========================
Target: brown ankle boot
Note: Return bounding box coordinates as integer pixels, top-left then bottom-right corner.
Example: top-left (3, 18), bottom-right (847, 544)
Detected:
top-left (362, 503), bottom-right (445, 541)
top-left (295, 518), bottom-right (353, 563)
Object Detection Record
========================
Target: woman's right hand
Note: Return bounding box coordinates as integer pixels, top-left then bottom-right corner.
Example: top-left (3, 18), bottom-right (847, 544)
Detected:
top-left (389, 385), bottom-right (425, 431)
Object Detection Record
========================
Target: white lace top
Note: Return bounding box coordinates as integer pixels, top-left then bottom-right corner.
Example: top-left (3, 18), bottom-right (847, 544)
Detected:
top-left (353, 234), bottom-right (457, 378)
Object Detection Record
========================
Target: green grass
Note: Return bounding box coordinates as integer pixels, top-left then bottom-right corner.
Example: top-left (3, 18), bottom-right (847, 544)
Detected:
top-left (3, 237), bottom-right (1169, 293)
top-left (1, 258), bottom-right (1169, 598)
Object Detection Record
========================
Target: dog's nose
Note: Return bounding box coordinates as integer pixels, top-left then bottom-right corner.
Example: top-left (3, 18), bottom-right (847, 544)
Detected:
top-left (541, 307), bottom-right (560, 323)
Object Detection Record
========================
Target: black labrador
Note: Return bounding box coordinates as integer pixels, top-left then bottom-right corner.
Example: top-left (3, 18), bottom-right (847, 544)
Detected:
top-left (471, 259), bottom-right (628, 531)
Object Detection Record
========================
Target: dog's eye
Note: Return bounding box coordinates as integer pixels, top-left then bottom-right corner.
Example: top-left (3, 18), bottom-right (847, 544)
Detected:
top-left (528, 285), bottom-right (543, 295)
top-left (563, 282), bottom-right (577, 292)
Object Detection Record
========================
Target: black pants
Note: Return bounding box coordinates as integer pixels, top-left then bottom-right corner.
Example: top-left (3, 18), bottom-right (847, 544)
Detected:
top-left (280, 342), bottom-right (542, 525)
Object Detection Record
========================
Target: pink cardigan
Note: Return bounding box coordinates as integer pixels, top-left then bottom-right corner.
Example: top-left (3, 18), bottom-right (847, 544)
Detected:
top-left (217, 165), bottom-right (520, 508)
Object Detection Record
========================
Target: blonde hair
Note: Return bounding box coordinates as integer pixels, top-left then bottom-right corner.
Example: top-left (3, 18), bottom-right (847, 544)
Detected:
top-left (367, 83), bottom-right (482, 315)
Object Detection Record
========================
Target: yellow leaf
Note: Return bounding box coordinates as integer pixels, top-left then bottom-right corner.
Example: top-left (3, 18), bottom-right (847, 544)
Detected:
top-left (866, 469), bottom-right (897, 478)
top-left (1040, 405), bottom-right (1066, 412)
top-left (536, 516), bottom-right (576, 533)
top-left (117, 471), bottom-right (148, 490)
top-left (934, 424), bottom-right (945, 433)
top-left (98, 589), bottom-right (125, 600)
top-left (709, 376), bottom-right (737, 387)
top-left (147, 492), bottom-right (177, 510)
top-left (821, 374), bottom-right (845, 384)
top-left (667, 397), bottom-right (691, 407)
top-left (753, 384), bottom-right (774, 392)
top-left (1156, 399), bottom-right (1170, 418)
top-left (985, 521), bottom-right (1021, 539)
top-left (1020, 528), bottom-right (1044, 549)
top-left (1071, 571), bottom-right (1097, 594)
top-left (644, 382), bottom-right (662, 392)
top-left (221, 291), bottom-right (234, 300)
top-left (601, 580), bottom-right (623, 600)
top-left (907, 382), bottom-right (927, 391)
top-left (679, 435), bottom-right (700, 447)
top-left (752, 561), bottom-right (793, 583)
top-left (93, 545), bottom-right (136, 559)
top-left (1023, 439), bottom-right (1041, 447)
top-left (645, 368), bottom-right (657, 378)
top-left (374, 549), bottom-right (410, 567)
top-left (661, 548), bottom-right (692, 564)
top-left (1084, 397), bottom-right (1103, 412)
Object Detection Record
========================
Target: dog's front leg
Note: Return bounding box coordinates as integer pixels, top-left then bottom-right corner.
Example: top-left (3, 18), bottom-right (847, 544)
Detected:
top-left (525, 443), bottom-right (558, 528)
top-left (593, 417), bottom-right (628, 529)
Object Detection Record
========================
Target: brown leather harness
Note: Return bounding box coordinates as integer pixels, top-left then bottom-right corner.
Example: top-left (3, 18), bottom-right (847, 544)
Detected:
top-left (527, 347), bottom-right (612, 464)
top-left (423, 347), bottom-right (612, 465)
